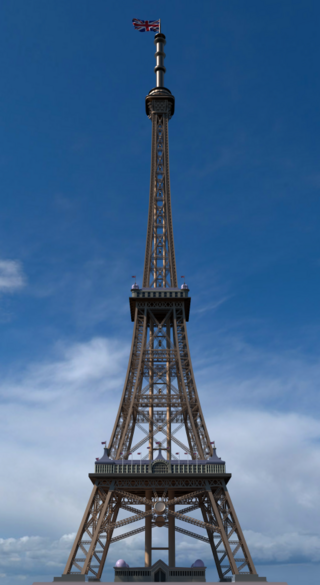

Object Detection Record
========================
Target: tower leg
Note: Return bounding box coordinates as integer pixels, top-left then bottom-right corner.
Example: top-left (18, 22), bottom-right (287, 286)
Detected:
top-left (200, 502), bottom-right (223, 582)
top-left (145, 489), bottom-right (152, 567)
top-left (168, 489), bottom-right (175, 567)
top-left (222, 483), bottom-right (257, 575)
top-left (149, 324), bottom-right (154, 461)
top-left (166, 322), bottom-right (171, 458)
top-left (81, 484), bottom-right (115, 575)
top-left (96, 497), bottom-right (121, 580)
top-left (204, 482), bottom-right (238, 576)
top-left (63, 482), bottom-right (117, 579)
top-left (63, 485), bottom-right (98, 575)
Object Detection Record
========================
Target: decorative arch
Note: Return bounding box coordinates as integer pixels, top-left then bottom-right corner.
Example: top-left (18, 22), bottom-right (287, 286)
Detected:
top-left (151, 461), bottom-right (171, 474)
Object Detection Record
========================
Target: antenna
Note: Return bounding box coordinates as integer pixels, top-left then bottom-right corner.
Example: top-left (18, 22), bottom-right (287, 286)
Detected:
top-left (154, 32), bottom-right (166, 87)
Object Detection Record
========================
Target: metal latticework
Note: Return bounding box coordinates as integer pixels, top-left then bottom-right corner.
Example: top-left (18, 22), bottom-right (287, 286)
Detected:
top-left (63, 478), bottom-right (257, 581)
top-left (143, 108), bottom-right (177, 288)
top-left (62, 32), bottom-right (262, 584)
top-left (108, 300), bottom-right (212, 463)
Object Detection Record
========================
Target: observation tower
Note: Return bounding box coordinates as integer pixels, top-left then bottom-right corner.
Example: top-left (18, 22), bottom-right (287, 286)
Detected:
top-left (55, 32), bottom-right (269, 584)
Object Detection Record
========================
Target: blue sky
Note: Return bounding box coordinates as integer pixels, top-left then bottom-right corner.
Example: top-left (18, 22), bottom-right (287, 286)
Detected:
top-left (0, 1), bottom-right (320, 584)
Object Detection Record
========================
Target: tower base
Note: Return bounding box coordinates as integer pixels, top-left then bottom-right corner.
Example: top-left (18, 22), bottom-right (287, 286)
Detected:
top-left (115, 559), bottom-right (205, 581)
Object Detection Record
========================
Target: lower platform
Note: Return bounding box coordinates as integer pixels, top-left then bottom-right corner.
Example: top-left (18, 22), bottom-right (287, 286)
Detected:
top-left (36, 573), bottom-right (289, 585)
top-left (51, 561), bottom-right (272, 583)
top-left (34, 581), bottom-right (289, 585)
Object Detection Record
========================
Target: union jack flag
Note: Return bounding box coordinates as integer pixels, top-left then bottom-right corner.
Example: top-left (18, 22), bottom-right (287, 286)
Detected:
top-left (132, 19), bottom-right (160, 33)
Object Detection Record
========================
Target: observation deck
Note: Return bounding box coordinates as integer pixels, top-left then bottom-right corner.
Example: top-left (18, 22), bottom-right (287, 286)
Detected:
top-left (92, 448), bottom-right (229, 480)
top-left (129, 287), bottom-right (191, 321)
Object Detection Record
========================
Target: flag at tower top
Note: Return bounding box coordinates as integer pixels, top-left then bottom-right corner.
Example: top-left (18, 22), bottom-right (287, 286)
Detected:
top-left (132, 19), bottom-right (160, 33)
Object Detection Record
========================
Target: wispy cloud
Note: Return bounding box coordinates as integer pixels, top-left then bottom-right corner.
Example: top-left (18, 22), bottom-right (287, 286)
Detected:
top-left (0, 260), bottom-right (25, 293)
top-left (192, 328), bottom-right (320, 414)
top-left (192, 295), bottom-right (232, 314)
top-left (0, 337), bottom-right (128, 405)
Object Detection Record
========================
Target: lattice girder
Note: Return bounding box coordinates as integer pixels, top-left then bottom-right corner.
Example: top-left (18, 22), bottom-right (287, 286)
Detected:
top-left (63, 479), bottom-right (257, 580)
top-left (108, 302), bottom-right (212, 462)
top-left (143, 113), bottom-right (177, 288)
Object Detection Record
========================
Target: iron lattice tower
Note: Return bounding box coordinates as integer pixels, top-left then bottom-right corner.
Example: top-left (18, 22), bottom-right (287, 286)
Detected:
top-left (62, 33), bottom-right (264, 583)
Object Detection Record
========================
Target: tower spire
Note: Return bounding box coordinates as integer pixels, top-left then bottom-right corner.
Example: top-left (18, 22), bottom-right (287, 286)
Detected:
top-left (143, 33), bottom-right (177, 288)
top-left (154, 32), bottom-right (166, 87)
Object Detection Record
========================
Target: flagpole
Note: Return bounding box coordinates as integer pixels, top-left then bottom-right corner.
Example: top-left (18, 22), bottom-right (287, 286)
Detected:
top-left (159, 18), bottom-right (161, 33)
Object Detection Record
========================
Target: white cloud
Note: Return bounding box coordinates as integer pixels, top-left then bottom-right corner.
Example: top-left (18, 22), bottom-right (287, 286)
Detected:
top-left (205, 410), bottom-right (320, 538)
top-left (0, 260), bottom-right (25, 292)
top-left (0, 337), bottom-right (129, 536)
top-left (191, 329), bottom-right (320, 414)
top-left (1, 337), bottom-right (128, 404)
top-left (245, 531), bottom-right (320, 564)
top-left (0, 534), bottom-right (74, 583)
top-left (1, 528), bottom-right (320, 585)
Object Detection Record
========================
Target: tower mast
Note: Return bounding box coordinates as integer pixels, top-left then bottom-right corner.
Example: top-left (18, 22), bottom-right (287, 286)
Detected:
top-left (143, 33), bottom-right (177, 288)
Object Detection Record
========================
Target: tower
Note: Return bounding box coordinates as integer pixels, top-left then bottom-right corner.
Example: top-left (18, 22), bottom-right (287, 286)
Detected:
top-left (59, 33), bottom-right (266, 583)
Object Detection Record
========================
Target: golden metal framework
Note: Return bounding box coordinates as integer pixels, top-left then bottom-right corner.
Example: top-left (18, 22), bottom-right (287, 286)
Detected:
top-left (63, 476), bottom-right (257, 581)
top-left (62, 32), bottom-right (262, 583)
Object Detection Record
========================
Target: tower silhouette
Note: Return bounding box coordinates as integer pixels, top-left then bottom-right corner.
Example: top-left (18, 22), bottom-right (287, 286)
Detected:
top-left (61, 33), bottom-right (265, 584)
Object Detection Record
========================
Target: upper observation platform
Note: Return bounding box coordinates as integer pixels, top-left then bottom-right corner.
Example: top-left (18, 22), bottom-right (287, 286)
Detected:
top-left (129, 286), bottom-right (191, 321)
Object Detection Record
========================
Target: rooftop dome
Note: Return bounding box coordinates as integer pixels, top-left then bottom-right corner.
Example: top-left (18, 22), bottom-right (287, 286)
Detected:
top-left (181, 283), bottom-right (188, 289)
top-left (115, 559), bottom-right (128, 568)
top-left (131, 283), bottom-right (139, 290)
top-left (191, 559), bottom-right (205, 568)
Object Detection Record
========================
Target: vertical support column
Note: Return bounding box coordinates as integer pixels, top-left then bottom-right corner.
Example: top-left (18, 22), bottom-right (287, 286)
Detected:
top-left (145, 489), bottom-right (152, 567)
top-left (149, 323), bottom-right (154, 461)
top-left (163, 115), bottom-right (177, 288)
top-left (166, 322), bottom-right (171, 459)
top-left (168, 489), bottom-right (175, 567)
top-left (153, 146), bottom-right (158, 287)
top-left (162, 128), bottom-right (167, 288)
